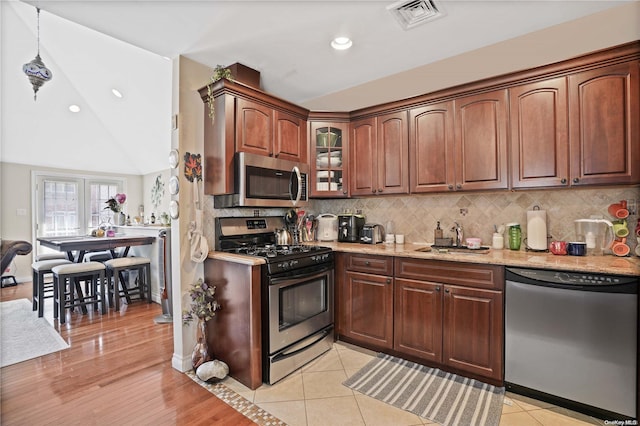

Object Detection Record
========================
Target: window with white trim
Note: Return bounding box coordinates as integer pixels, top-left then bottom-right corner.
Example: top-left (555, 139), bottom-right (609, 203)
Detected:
top-left (35, 173), bottom-right (124, 238)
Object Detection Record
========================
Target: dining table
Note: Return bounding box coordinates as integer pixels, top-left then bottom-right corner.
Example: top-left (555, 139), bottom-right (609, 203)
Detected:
top-left (37, 234), bottom-right (157, 311)
top-left (37, 234), bottom-right (156, 263)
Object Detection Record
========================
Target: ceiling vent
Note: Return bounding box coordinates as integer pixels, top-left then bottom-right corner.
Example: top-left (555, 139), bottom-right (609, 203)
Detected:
top-left (387, 0), bottom-right (445, 30)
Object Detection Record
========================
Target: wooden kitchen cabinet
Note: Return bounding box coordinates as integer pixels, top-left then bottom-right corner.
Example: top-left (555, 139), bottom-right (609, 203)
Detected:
top-left (350, 112), bottom-right (409, 196)
top-left (453, 89), bottom-right (509, 191)
top-left (410, 92), bottom-right (508, 193)
top-left (568, 60), bottom-right (640, 186)
top-left (310, 121), bottom-right (349, 197)
top-left (409, 101), bottom-right (456, 193)
top-left (338, 254), bottom-right (394, 349)
top-left (509, 78), bottom-right (570, 188)
top-left (237, 98), bottom-right (307, 162)
top-left (394, 258), bottom-right (504, 382)
top-left (443, 285), bottom-right (503, 381)
top-left (394, 278), bottom-right (443, 363)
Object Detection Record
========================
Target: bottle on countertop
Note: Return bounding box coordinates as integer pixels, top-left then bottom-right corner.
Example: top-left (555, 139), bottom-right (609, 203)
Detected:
top-left (508, 223), bottom-right (521, 250)
top-left (434, 221), bottom-right (443, 241)
top-left (126, 215), bottom-right (131, 226)
top-left (150, 213), bottom-right (156, 224)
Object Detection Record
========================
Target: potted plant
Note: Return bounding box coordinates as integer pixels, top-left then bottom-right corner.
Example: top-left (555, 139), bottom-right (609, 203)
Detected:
top-left (206, 65), bottom-right (234, 123)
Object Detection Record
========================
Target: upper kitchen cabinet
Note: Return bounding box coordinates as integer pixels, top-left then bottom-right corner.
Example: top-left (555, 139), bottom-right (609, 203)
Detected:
top-left (199, 77), bottom-right (309, 195)
top-left (236, 98), bottom-right (307, 162)
top-left (453, 89), bottom-right (509, 191)
top-left (409, 101), bottom-right (456, 193)
top-left (509, 78), bottom-right (569, 189)
top-left (310, 120), bottom-right (349, 198)
top-left (568, 61), bottom-right (639, 186)
top-left (350, 112), bottom-right (409, 196)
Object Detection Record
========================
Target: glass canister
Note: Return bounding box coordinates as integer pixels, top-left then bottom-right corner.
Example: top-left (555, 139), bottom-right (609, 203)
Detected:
top-left (507, 223), bottom-right (521, 250)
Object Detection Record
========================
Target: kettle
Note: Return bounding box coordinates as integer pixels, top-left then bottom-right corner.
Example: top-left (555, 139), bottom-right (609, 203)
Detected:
top-left (275, 228), bottom-right (292, 245)
top-left (574, 219), bottom-right (615, 255)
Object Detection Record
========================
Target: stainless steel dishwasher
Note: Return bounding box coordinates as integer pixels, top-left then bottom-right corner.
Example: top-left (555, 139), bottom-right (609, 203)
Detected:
top-left (505, 267), bottom-right (638, 419)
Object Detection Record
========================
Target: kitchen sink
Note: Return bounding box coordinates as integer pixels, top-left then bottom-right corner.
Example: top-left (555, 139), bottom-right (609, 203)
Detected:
top-left (415, 245), bottom-right (491, 254)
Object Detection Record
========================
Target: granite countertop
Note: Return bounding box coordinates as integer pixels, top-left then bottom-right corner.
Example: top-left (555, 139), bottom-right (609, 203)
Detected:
top-left (207, 242), bottom-right (640, 276)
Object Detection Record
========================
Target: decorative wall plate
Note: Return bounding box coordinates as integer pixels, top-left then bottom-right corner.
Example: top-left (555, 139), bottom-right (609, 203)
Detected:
top-left (169, 176), bottom-right (179, 195)
top-left (169, 200), bottom-right (179, 219)
top-left (169, 149), bottom-right (180, 169)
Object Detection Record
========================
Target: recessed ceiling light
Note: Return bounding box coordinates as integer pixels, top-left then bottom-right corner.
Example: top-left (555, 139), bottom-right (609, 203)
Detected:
top-left (111, 88), bottom-right (123, 98)
top-left (331, 37), bottom-right (353, 51)
top-left (69, 105), bottom-right (80, 113)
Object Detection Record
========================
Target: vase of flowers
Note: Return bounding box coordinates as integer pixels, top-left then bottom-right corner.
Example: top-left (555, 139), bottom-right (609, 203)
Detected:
top-left (105, 193), bottom-right (127, 226)
top-left (183, 278), bottom-right (221, 370)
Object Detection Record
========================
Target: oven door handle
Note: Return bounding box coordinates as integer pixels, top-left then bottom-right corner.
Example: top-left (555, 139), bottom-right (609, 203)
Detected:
top-left (269, 268), bottom-right (332, 286)
top-left (272, 327), bottom-right (333, 363)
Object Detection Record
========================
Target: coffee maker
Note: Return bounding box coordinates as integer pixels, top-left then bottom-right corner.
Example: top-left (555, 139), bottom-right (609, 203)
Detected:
top-left (338, 213), bottom-right (366, 243)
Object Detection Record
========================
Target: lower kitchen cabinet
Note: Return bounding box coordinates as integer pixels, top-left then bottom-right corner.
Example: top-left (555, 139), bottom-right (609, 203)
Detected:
top-left (338, 254), bottom-right (394, 349)
top-left (338, 253), bottom-right (504, 383)
top-left (394, 278), bottom-right (443, 362)
top-left (443, 284), bottom-right (503, 381)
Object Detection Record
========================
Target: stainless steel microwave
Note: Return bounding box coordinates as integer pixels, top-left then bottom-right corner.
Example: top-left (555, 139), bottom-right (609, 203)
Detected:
top-left (213, 152), bottom-right (309, 208)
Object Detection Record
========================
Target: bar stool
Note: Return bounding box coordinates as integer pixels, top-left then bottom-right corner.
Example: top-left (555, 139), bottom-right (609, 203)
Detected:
top-left (52, 262), bottom-right (106, 324)
top-left (105, 257), bottom-right (151, 311)
top-left (32, 259), bottom-right (73, 317)
top-left (83, 251), bottom-right (113, 263)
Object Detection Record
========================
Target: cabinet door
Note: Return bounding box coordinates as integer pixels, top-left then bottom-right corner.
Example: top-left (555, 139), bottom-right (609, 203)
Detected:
top-left (409, 101), bottom-right (456, 193)
top-left (443, 285), bottom-right (503, 381)
top-left (454, 90), bottom-right (509, 191)
top-left (568, 61), bottom-right (640, 185)
top-left (377, 111), bottom-right (409, 195)
top-left (236, 98), bottom-right (273, 156)
top-left (274, 110), bottom-right (307, 163)
top-left (394, 278), bottom-right (442, 363)
top-left (510, 78), bottom-right (569, 188)
top-left (350, 117), bottom-right (378, 196)
top-left (310, 122), bottom-right (349, 197)
top-left (342, 271), bottom-right (393, 349)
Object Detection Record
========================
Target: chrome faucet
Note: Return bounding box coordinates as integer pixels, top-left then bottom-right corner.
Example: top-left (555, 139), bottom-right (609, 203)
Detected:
top-left (452, 222), bottom-right (463, 246)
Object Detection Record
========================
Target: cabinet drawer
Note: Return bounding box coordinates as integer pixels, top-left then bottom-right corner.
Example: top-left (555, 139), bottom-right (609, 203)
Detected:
top-left (346, 254), bottom-right (394, 275)
top-left (395, 258), bottom-right (503, 290)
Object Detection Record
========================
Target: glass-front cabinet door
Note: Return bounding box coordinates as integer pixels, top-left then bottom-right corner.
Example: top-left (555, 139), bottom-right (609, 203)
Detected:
top-left (310, 121), bottom-right (349, 197)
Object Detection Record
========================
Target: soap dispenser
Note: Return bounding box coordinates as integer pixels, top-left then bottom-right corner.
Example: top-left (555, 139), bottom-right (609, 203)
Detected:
top-left (434, 221), bottom-right (443, 241)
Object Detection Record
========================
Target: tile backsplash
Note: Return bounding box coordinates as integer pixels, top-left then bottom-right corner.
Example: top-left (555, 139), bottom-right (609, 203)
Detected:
top-left (204, 187), bottom-right (640, 251)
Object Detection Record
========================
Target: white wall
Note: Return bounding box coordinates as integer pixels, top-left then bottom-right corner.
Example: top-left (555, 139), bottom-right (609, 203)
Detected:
top-left (0, 161), bottom-right (143, 281)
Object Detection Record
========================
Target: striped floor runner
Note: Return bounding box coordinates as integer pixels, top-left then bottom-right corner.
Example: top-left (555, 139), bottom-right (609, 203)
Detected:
top-left (343, 353), bottom-right (504, 426)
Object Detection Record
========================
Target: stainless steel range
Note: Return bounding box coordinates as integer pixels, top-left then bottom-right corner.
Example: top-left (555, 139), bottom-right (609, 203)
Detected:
top-left (215, 216), bottom-right (334, 385)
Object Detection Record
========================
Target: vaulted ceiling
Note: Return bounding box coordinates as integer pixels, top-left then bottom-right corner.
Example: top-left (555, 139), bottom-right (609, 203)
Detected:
top-left (2, 0), bottom-right (638, 175)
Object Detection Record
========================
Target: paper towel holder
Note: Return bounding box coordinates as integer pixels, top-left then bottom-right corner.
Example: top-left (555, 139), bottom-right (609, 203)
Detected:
top-left (525, 205), bottom-right (550, 252)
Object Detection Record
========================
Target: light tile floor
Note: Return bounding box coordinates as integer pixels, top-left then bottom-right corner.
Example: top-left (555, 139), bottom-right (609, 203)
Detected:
top-left (221, 341), bottom-right (609, 426)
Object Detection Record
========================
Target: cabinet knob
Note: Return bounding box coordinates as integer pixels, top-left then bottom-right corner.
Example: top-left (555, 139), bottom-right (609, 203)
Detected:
top-left (365, 261), bottom-right (370, 266)
top-left (378, 188), bottom-right (383, 193)
top-left (445, 288), bottom-right (450, 293)
top-left (436, 286), bottom-right (441, 292)
top-left (343, 191), bottom-right (348, 195)
top-left (371, 189), bottom-right (377, 193)
top-left (456, 184), bottom-right (462, 190)
top-left (573, 177), bottom-right (579, 184)
top-left (560, 178), bottom-right (567, 184)
top-left (386, 278), bottom-right (391, 284)
top-left (448, 185), bottom-right (454, 190)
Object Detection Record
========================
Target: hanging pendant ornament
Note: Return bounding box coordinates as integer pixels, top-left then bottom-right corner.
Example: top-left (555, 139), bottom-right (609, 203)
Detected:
top-left (23, 8), bottom-right (52, 101)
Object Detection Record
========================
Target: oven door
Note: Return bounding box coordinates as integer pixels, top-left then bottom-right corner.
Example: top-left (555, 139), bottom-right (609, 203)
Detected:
top-left (267, 265), bottom-right (334, 354)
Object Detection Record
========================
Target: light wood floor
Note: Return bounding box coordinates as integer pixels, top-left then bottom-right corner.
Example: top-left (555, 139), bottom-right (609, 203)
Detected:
top-left (0, 282), bottom-right (255, 426)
